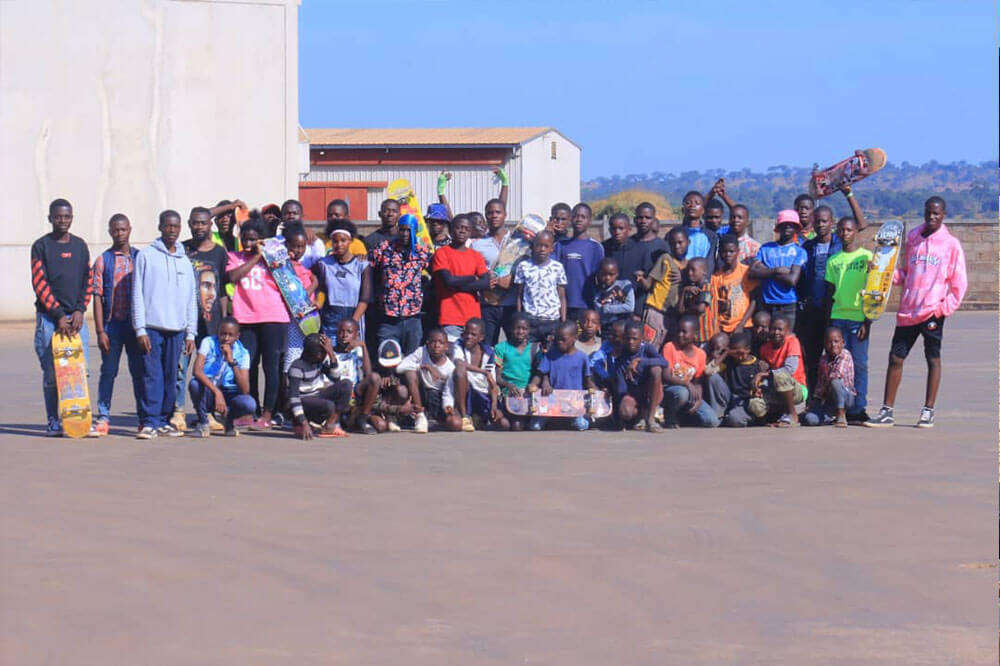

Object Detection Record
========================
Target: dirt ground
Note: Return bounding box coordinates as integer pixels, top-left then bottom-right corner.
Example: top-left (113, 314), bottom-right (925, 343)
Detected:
top-left (1, 313), bottom-right (997, 665)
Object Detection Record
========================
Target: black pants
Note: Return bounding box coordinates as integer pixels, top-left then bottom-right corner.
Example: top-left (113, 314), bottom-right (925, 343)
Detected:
top-left (482, 304), bottom-right (513, 346)
top-left (300, 380), bottom-right (353, 424)
top-left (796, 304), bottom-right (826, 394)
top-left (239, 322), bottom-right (287, 415)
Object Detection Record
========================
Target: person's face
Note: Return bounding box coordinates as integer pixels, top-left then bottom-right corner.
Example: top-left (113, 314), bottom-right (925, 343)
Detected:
top-left (216, 212), bottom-right (233, 234)
top-left (571, 206), bottom-right (591, 236)
top-left (282, 203), bottom-right (303, 223)
top-left (683, 195), bottom-right (704, 221)
top-left (824, 330), bottom-right (844, 358)
top-left (677, 322), bottom-right (696, 347)
top-left (428, 218), bottom-right (447, 239)
top-left (686, 262), bottom-right (706, 284)
top-left (730, 207), bottom-right (748, 235)
top-left (327, 203), bottom-right (348, 223)
top-left (924, 201), bottom-right (945, 232)
top-left (814, 209), bottom-right (834, 238)
top-left (469, 213), bottom-right (488, 238)
top-left (555, 329), bottom-right (575, 354)
top-left (598, 264), bottom-right (618, 288)
top-left (451, 219), bottom-right (471, 245)
top-left (837, 219), bottom-right (856, 246)
top-left (160, 215), bottom-right (182, 246)
top-left (218, 322), bottom-right (239, 346)
top-left (719, 242), bottom-right (738, 268)
top-left (549, 209), bottom-right (570, 235)
top-left (753, 315), bottom-right (770, 340)
top-left (426, 332), bottom-right (448, 360)
top-left (708, 336), bottom-right (728, 359)
top-left (533, 234), bottom-right (553, 262)
top-left (379, 201), bottom-right (400, 229)
top-left (769, 319), bottom-right (788, 346)
top-left (461, 322), bottom-right (484, 349)
top-left (109, 219), bottom-right (131, 246)
top-left (398, 224), bottom-right (412, 251)
top-left (241, 228), bottom-right (261, 250)
top-left (582, 312), bottom-right (601, 338)
top-left (49, 205), bottom-right (73, 235)
top-left (511, 319), bottom-right (530, 344)
top-left (189, 212), bottom-right (212, 241)
top-left (777, 223), bottom-right (797, 244)
top-left (795, 199), bottom-right (814, 226)
top-left (669, 232), bottom-right (689, 259)
top-left (337, 321), bottom-right (358, 347)
top-left (485, 203), bottom-right (505, 231)
top-left (262, 211), bottom-right (280, 228)
top-left (610, 324), bottom-right (626, 351)
top-left (729, 343), bottom-right (750, 363)
top-left (634, 207), bottom-right (654, 235)
top-left (704, 207), bottom-right (724, 231)
top-left (330, 233), bottom-right (351, 258)
top-left (609, 217), bottom-right (629, 244)
top-left (286, 234), bottom-right (307, 261)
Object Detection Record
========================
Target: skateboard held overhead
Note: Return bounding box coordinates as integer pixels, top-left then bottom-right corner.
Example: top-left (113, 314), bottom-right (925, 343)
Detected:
top-left (261, 238), bottom-right (321, 336)
top-left (52, 333), bottom-right (92, 438)
top-left (809, 148), bottom-right (887, 199)
top-left (505, 388), bottom-right (613, 419)
top-left (861, 220), bottom-right (904, 321)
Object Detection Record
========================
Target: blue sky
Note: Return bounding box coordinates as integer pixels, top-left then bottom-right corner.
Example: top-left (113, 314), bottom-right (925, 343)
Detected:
top-left (299, 1), bottom-right (999, 179)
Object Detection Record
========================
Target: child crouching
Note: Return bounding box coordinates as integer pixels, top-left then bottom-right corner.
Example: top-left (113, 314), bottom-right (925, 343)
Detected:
top-left (801, 326), bottom-right (855, 427)
top-left (288, 333), bottom-right (352, 439)
top-left (397, 328), bottom-right (462, 433)
top-left (189, 317), bottom-right (257, 436)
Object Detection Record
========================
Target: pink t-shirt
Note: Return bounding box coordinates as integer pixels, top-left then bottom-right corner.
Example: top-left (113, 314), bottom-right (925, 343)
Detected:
top-left (226, 251), bottom-right (290, 324)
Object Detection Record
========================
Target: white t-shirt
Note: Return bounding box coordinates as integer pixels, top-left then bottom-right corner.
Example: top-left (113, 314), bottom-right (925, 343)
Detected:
top-left (396, 346), bottom-right (455, 408)
top-left (451, 344), bottom-right (496, 395)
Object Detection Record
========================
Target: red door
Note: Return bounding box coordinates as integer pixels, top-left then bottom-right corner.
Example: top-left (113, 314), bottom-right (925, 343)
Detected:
top-left (298, 181), bottom-right (385, 222)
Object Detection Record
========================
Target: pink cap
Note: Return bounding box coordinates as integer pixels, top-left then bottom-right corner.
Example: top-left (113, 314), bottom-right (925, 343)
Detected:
top-left (775, 209), bottom-right (802, 229)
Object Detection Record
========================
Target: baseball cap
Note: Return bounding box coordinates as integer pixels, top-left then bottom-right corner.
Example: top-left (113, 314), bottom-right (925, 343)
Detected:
top-left (774, 209), bottom-right (802, 229)
top-left (378, 339), bottom-right (402, 368)
top-left (425, 203), bottom-right (450, 222)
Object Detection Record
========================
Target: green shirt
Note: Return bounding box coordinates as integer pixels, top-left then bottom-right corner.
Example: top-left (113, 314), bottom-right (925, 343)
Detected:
top-left (825, 247), bottom-right (873, 322)
top-left (494, 341), bottom-right (532, 392)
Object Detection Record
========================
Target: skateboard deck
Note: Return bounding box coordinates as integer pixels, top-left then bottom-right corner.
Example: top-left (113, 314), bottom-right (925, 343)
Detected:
top-left (861, 220), bottom-right (904, 321)
top-left (809, 148), bottom-right (887, 199)
top-left (52, 333), bottom-right (92, 438)
top-left (261, 238), bottom-right (321, 336)
top-left (505, 388), bottom-right (613, 419)
top-left (388, 178), bottom-right (433, 254)
top-left (493, 213), bottom-right (546, 279)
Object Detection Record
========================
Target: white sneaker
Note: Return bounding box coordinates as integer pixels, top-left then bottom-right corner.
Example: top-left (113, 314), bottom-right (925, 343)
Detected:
top-left (157, 425), bottom-right (184, 438)
top-left (386, 416), bottom-right (401, 433)
top-left (413, 412), bottom-right (429, 434)
top-left (136, 426), bottom-right (158, 440)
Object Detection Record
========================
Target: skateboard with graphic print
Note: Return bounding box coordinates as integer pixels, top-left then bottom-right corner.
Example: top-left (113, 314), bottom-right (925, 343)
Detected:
top-left (809, 148), bottom-right (887, 199)
top-left (52, 333), bottom-right (92, 438)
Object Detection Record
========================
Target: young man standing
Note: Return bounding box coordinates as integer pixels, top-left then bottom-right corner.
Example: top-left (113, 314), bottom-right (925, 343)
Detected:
top-left (364, 199), bottom-right (401, 252)
top-left (432, 216), bottom-right (494, 341)
top-left (370, 215), bottom-right (432, 355)
top-left (555, 203), bottom-right (605, 323)
top-left (132, 210), bottom-right (198, 439)
top-left (471, 198), bottom-right (516, 346)
top-left (30, 198), bottom-right (94, 436)
top-left (749, 210), bottom-right (807, 330)
top-left (624, 202), bottom-right (669, 316)
top-left (797, 204), bottom-right (842, 394)
top-left (866, 197), bottom-right (967, 429)
top-left (680, 191), bottom-right (719, 275)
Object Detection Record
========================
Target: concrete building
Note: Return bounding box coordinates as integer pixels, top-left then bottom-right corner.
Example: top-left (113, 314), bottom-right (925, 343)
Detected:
top-left (0, 0), bottom-right (301, 319)
top-left (300, 127), bottom-right (581, 222)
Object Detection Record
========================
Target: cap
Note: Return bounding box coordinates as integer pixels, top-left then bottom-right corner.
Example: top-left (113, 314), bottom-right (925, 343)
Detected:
top-left (261, 203), bottom-right (281, 216)
top-left (774, 209), bottom-right (802, 229)
top-left (425, 203), bottom-right (450, 222)
top-left (398, 213), bottom-right (418, 229)
top-left (378, 339), bottom-right (403, 368)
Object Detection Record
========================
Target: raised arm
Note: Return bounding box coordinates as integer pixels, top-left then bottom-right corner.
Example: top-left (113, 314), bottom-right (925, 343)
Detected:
top-left (494, 167), bottom-right (509, 208)
top-left (437, 172), bottom-right (453, 220)
top-left (840, 184), bottom-right (868, 230)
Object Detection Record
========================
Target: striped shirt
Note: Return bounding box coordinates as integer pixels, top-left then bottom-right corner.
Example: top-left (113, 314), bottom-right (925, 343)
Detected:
top-left (287, 358), bottom-right (337, 419)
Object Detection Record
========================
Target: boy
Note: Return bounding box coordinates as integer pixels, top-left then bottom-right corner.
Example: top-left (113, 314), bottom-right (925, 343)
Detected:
top-left (824, 215), bottom-right (874, 423)
top-left (756, 315), bottom-right (807, 427)
top-left (91, 214), bottom-right (142, 436)
top-left (710, 235), bottom-right (757, 337)
top-left (727, 205), bottom-right (761, 265)
top-left (680, 191), bottom-right (718, 275)
top-left (431, 215), bottom-right (493, 341)
top-left (796, 204), bottom-right (841, 395)
top-left (331, 319), bottom-right (380, 434)
top-left (494, 313), bottom-right (534, 430)
top-left (866, 197), bottom-right (967, 428)
top-left (548, 202), bottom-right (571, 240)
top-left (281, 224), bottom-right (320, 372)
top-left (749, 210), bottom-right (807, 330)
top-left (750, 310), bottom-right (771, 357)
top-left (452, 318), bottom-right (505, 431)
top-left (576, 309), bottom-right (603, 356)
top-left (705, 331), bottom-right (764, 427)
top-left (801, 327), bottom-right (855, 427)
top-left (592, 257), bottom-right (635, 335)
top-left (188, 317), bottom-right (256, 437)
top-left (793, 194), bottom-right (815, 243)
top-left (528, 322), bottom-right (596, 431)
top-left (370, 214), bottom-right (432, 355)
top-left (287, 333), bottom-right (352, 439)
top-left (625, 203), bottom-right (669, 315)
top-left (470, 198), bottom-right (514, 346)
top-left (703, 198), bottom-right (726, 233)
top-left (425, 203), bottom-right (452, 249)
top-left (678, 257), bottom-right (715, 344)
top-left (661, 315), bottom-right (719, 428)
top-left (397, 328), bottom-right (462, 433)
top-left (514, 230), bottom-right (567, 344)
top-left (368, 339), bottom-right (413, 433)
top-left (612, 320), bottom-right (666, 432)
top-left (555, 203), bottom-right (605, 322)
top-left (31, 199), bottom-right (94, 436)
top-left (636, 226), bottom-right (688, 350)
top-left (704, 331), bottom-right (730, 377)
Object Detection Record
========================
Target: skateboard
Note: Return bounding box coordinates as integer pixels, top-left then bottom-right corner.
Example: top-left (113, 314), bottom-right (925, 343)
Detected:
top-left (505, 388), bottom-right (613, 419)
top-left (861, 220), bottom-right (904, 321)
top-left (52, 333), bottom-right (92, 438)
top-left (809, 148), bottom-right (887, 199)
top-left (261, 238), bottom-right (321, 336)
top-left (388, 178), bottom-right (434, 254)
top-left (492, 213), bottom-right (547, 279)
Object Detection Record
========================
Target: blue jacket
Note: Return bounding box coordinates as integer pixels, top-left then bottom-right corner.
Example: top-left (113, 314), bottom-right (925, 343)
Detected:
top-left (132, 238), bottom-right (197, 339)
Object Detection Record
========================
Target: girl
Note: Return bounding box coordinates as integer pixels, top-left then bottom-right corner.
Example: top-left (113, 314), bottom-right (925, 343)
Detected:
top-left (311, 223), bottom-right (372, 339)
top-left (281, 224), bottom-right (319, 373)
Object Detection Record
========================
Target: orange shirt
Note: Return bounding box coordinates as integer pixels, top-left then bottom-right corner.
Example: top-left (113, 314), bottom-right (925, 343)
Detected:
top-left (661, 342), bottom-right (706, 382)
top-left (760, 334), bottom-right (806, 386)
top-left (710, 264), bottom-right (757, 334)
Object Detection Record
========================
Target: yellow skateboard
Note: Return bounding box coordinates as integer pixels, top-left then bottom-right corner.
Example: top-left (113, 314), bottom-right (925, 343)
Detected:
top-left (52, 333), bottom-right (92, 438)
top-left (861, 220), bottom-right (904, 321)
top-left (388, 178), bottom-right (433, 253)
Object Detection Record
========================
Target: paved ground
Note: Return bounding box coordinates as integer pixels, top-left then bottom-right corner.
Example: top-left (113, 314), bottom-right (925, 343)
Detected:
top-left (1, 313), bottom-right (997, 665)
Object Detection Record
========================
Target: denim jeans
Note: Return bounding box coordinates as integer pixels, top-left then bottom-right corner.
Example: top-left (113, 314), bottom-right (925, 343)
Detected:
top-left (34, 313), bottom-right (90, 426)
top-left (663, 384), bottom-right (720, 427)
top-left (138, 328), bottom-right (184, 429)
top-left (832, 318), bottom-right (869, 414)
top-left (97, 318), bottom-right (142, 421)
top-left (174, 350), bottom-right (192, 411)
top-left (801, 379), bottom-right (856, 426)
top-left (188, 379), bottom-right (256, 428)
top-left (377, 316), bottom-right (423, 356)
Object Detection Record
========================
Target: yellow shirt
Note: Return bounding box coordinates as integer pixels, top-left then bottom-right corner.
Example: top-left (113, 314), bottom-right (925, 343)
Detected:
top-left (645, 253), bottom-right (684, 312)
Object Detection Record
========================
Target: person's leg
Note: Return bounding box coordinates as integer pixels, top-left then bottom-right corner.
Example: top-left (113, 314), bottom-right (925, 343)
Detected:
top-left (829, 378), bottom-right (851, 425)
top-left (96, 319), bottom-right (126, 422)
top-left (481, 305), bottom-right (502, 347)
top-left (616, 395), bottom-right (639, 428)
top-left (799, 307), bottom-right (824, 394)
top-left (377, 318), bottom-right (403, 349)
top-left (402, 317), bottom-right (423, 356)
top-left (139, 329), bottom-right (165, 429)
top-left (681, 399), bottom-right (720, 428)
top-left (833, 319), bottom-right (869, 418)
top-left (662, 385), bottom-right (690, 427)
top-left (723, 403), bottom-right (753, 427)
top-left (705, 372), bottom-right (732, 418)
top-left (158, 330), bottom-right (184, 428)
top-left (33, 313), bottom-right (60, 428)
top-left (188, 378), bottom-right (211, 426)
top-left (300, 394), bottom-right (334, 428)
top-left (122, 325), bottom-right (145, 425)
top-left (259, 322), bottom-right (288, 421)
top-left (240, 324), bottom-right (261, 413)
top-left (453, 362), bottom-right (469, 419)
top-left (922, 316), bottom-right (945, 409)
top-left (645, 367), bottom-right (664, 426)
top-left (174, 347), bottom-right (191, 412)
top-left (224, 391), bottom-right (257, 430)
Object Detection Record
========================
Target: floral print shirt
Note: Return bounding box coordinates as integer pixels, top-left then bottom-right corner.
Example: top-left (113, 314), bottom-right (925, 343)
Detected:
top-left (369, 239), bottom-right (431, 318)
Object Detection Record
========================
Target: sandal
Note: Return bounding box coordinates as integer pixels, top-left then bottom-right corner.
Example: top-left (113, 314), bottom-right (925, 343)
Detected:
top-left (775, 414), bottom-right (799, 428)
top-left (317, 427), bottom-right (349, 438)
top-left (834, 419), bottom-right (848, 428)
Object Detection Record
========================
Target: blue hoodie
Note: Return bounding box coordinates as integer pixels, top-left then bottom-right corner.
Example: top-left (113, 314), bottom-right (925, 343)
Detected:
top-left (132, 238), bottom-right (197, 339)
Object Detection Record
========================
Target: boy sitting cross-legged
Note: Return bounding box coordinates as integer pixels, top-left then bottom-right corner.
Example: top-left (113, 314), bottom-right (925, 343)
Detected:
top-left (452, 317), bottom-right (507, 431)
top-left (755, 315), bottom-right (807, 427)
top-left (188, 316), bottom-right (257, 437)
top-left (705, 331), bottom-right (767, 427)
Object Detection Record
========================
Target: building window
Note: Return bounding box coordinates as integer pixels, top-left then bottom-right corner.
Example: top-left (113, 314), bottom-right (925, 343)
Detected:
top-left (550, 141), bottom-right (557, 160)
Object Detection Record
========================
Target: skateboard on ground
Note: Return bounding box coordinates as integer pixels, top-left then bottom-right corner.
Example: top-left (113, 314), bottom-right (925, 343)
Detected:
top-left (860, 220), bottom-right (904, 321)
top-left (52, 333), bottom-right (92, 438)
top-left (388, 178), bottom-right (434, 254)
top-left (809, 148), bottom-right (887, 199)
top-left (492, 213), bottom-right (546, 279)
top-left (505, 388), bottom-right (613, 419)
top-left (261, 238), bottom-right (321, 336)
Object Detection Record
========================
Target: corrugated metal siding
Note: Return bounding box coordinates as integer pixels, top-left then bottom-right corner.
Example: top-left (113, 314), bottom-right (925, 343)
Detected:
top-left (303, 163), bottom-right (525, 221)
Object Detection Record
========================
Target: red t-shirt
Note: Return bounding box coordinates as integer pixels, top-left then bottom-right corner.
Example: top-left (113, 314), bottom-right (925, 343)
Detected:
top-left (760, 334), bottom-right (806, 386)
top-left (661, 342), bottom-right (706, 382)
top-left (431, 245), bottom-right (488, 327)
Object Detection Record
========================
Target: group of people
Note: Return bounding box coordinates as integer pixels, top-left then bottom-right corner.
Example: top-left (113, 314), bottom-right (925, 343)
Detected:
top-left (30, 170), bottom-right (968, 439)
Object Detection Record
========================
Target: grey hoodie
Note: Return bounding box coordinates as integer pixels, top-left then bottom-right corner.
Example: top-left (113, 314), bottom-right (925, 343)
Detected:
top-left (132, 238), bottom-right (197, 339)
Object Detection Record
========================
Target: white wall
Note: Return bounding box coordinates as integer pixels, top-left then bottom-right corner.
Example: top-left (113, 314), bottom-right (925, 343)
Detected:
top-left (519, 130), bottom-right (581, 217)
top-left (0, 0), bottom-right (299, 319)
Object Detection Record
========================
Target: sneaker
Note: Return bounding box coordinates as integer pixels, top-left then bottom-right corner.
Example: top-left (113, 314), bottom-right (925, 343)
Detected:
top-left (776, 414), bottom-right (799, 428)
top-left (206, 413), bottom-right (225, 433)
top-left (357, 416), bottom-right (376, 435)
top-left (224, 427), bottom-right (239, 437)
top-left (270, 413), bottom-right (287, 429)
top-left (529, 418), bottom-right (543, 431)
top-left (86, 423), bottom-right (101, 438)
top-left (136, 426), bottom-right (158, 440)
top-left (413, 412), bottom-right (429, 434)
top-left (461, 416), bottom-right (475, 432)
top-left (846, 410), bottom-right (870, 425)
top-left (45, 420), bottom-right (62, 437)
top-left (169, 409), bottom-right (188, 433)
top-left (864, 406), bottom-right (895, 428)
top-left (193, 424), bottom-right (211, 438)
top-left (386, 416), bottom-right (401, 433)
top-left (572, 416), bottom-right (589, 431)
top-left (916, 406), bottom-right (935, 429)
top-left (94, 420), bottom-right (110, 437)
top-left (157, 425), bottom-right (184, 438)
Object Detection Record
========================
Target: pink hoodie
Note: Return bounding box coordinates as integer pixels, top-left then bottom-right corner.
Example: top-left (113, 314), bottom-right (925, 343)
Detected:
top-left (892, 223), bottom-right (967, 327)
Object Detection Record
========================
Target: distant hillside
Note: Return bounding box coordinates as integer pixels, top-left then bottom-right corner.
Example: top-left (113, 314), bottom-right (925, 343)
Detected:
top-left (582, 160), bottom-right (999, 221)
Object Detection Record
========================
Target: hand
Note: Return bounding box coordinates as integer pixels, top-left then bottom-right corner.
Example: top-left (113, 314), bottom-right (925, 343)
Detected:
top-left (234, 199), bottom-right (248, 210)
top-left (297, 419), bottom-right (313, 441)
top-left (508, 385), bottom-right (523, 398)
top-left (70, 311), bottom-right (84, 333)
top-left (633, 270), bottom-right (646, 281)
top-left (493, 167), bottom-right (509, 187)
top-left (489, 275), bottom-right (498, 289)
top-left (437, 172), bottom-right (451, 196)
top-left (97, 331), bottom-right (110, 354)
top-left (840, 183), bottom-right (852, 196)
top-left (55, 315), bottom-right (73, 339)
top-left (857, 320), bottom-right (870, 342)
top-left (444, 406), bottom-right (454, 416)
top-left (137, 335), bottom-right (151, 354)
top-left (774, 266), bottom-right (791, 276)
top-left (319, 334), bottom-right (335, 358)
top-left (213, 390), bottom-right (228, 416)
top-left (184, 339), bottom-right (195, 356)
top-left (381, 376), bottom-right (393, 389)
top-left (491, 407), bottom-right (503, 423)
top-left (540, 384), bottom-right (553, 396)
top-left (221, 342), bottom-right (234, 364)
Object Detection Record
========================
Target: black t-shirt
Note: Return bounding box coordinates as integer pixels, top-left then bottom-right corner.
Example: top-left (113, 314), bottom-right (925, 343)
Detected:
top-left (723, 357), bottom-right (758, 400)
top-left (363, 229), bottom-right (397, 253)
top-left (30, 234), bottom-right (91, 321)
top-left (183, 240), bottom-right (228, 339)
top-left (605, 235), bottom-right (668, 314)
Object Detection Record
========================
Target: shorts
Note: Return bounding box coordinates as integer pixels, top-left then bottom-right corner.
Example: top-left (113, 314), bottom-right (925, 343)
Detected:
top-left (641, 307), bottom-right (675, 351)
top-left (420, 385), bottom-right (447, 423)
top-left (466, 389), bottom-right (493, 421)
top-left (890, 316), bottom-right (945, 360)
top-left (764, 369), bottom-right (807, 410)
